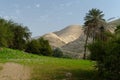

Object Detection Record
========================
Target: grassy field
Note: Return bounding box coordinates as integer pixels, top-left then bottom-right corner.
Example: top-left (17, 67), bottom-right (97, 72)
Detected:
top-left (0, 48), bottom-right (98, 80)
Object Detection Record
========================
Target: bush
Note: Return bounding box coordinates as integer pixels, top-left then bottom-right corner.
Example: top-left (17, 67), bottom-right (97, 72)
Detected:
top-left (25, 39), bottom-right (41, 54)
top-left (53, 48), bottom-right (63, 58)
top-left (87, 41), bottom-right (105, 61)
top-left (88, 37), bottom-right (120, 80)
top-left (25, 37), bottom-right (53, 56)
top-left (38, 37), bottom-right (53, 56)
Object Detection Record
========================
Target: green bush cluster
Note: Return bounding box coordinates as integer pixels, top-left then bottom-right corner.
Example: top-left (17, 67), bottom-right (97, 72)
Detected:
top-left (52, 48), bottom-right (63, 58)
top-left (88, 37), bottom-right (120, 80)
top-left (25, 37), bottom-right (53, 56)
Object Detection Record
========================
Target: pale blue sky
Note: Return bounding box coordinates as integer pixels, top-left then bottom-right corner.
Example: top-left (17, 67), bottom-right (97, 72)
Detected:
top-left (0, 0), bottom-right (120, 37)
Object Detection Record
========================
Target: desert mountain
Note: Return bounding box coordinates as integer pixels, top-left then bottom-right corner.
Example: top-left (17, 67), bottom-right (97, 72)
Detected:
top-left (42, 25), bottom-right (83, 48)
top-left (107, 18), bottom-right (120, 33)
top-left (42, 32), bottom-right (65, 48)
top-left (54, 25), bottom-right (83, 43)
top-left (35, 19), bottom-right (120, 58)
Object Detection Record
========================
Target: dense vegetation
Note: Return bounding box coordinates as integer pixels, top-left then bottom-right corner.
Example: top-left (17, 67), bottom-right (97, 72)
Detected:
top-left (0, 18), bottom-right (31, 49)
top-left (0, 18), bottom-right (53, 56)
top-left (25, 37), bottom-right (53, 56)
top-left (52, 48), bottom-right (63, 58)
top-left (84, 8), bottom-right (120, 80)
top-left (83, 8), bottom-right (106, 59)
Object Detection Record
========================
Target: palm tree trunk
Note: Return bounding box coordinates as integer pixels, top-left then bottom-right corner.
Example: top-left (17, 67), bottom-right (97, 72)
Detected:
top-left (83, 27), bottom-right (89, 59)
top-left (83, 34), bottom-right (89, 59)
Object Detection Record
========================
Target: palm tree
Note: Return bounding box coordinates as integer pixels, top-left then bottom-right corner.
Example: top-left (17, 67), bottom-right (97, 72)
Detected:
top-left (83, 8), bottom-right (106, 59)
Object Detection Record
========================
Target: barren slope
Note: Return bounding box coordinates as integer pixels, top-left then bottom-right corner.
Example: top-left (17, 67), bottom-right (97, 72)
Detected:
top-left (54, 25), bottom-right (83, 43)
top-left (42, 25), bottom-right (83, 48)
top-left (107, 18), bottom-right (120, 33)
top-left (43, 32), bottom-right (66, 48)
top-left (34, 19), bottom-right (120, 58)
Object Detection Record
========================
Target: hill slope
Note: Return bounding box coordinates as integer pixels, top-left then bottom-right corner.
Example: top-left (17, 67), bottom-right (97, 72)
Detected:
top-left (43, 32), bottom-right (66, 48)
top-left (34, 19), bottom-right (120, 59)
top-left (54, 25), bottom-right (83, 43)
top-left (60, 19), bottom-right (120, 58)
top-left (42, 25), bottom-right (83, 48)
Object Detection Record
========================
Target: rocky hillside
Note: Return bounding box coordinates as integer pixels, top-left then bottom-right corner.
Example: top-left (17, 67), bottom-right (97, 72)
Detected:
top-left (107, 19), bottom-right (120, 33)
top-left (42, 25), bottom-right (83, 48)
top-left (54, 25), bottom-right (83, 43)
top-left (41, 25), bottom-right (83, 58)
top-left (42, 32), bottom-right (65, 48)
top-left (35, 19), bottom-right (120, 59)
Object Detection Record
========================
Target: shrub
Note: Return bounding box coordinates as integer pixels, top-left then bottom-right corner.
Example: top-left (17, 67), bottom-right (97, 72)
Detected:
top-left (87, 41), bottom-right (105, 61)
top-left (53, 48), bottom-right (63, 58)
top-left (38, 37), bottom-right (53, 56)
top-left (88, 37), bottom-right (120, 80)
top-left (25, 39), bottom-right (41, 54)
top-left (25, 37), bottom-right (53, 56)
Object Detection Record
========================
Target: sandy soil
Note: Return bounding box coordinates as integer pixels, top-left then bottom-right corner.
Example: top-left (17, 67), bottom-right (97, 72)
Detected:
top-left (0, 62), bottom-right (30, 80)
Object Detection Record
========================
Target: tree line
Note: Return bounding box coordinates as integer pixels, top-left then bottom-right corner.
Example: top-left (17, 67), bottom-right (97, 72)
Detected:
top-left (0, 18), bottom-right (55, 56)
top-left (0, 18), bottom-right (31, 49)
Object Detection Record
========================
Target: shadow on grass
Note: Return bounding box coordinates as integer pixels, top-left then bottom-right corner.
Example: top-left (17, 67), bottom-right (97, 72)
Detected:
top-left (30, 66), bottom-right (102, 80)
top-left (51, 69), bottom-right (101, 80)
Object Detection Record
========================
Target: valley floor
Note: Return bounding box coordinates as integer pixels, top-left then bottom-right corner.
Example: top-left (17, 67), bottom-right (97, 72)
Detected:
top-left (0, 48), bottom-right (98, 80)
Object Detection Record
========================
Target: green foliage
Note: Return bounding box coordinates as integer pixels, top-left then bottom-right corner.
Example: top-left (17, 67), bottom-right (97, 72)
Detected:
top-left (87, 41), bottom-right (105, 61)
top-left (25, 37), bottom-right (53, 56)
top-left (38, 37), bottom-right (53, 56)
top-left (9, 22), bottom-right (31, 50)
top-left (88, 36), bottom-right (120, 80)
top-left (102, 37), bottom-right (120, 80)
top-left (53, 48), bottom-right (63, 58)
top-left (0, 18), bottom-right (14, 47)
top-left (83, 8), bottom-right (106, 59)
top-left (0, 18), bottom-right (31, 50)
top-left (25, 39), bottom-right (41, 54)
top-left (84, 8), bottom-right (106, 41)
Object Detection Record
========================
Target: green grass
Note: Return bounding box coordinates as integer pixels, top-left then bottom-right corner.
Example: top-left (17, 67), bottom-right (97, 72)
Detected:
top-left (0, 48), bottom-right (99, 80)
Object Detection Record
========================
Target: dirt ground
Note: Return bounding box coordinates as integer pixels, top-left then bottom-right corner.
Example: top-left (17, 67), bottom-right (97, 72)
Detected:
top-left (0, 62), bottom-right (30, 80)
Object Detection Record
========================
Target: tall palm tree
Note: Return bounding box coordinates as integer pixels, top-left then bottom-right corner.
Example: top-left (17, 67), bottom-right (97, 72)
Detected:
top-left (83, 8), bottom-right (106, 59)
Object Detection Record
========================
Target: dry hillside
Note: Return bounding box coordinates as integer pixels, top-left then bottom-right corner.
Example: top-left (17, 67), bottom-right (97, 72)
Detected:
top-left (54, 25), bottom-right (83, 43)
top-left (34, 19), bottom-right (120, 58)
top-left (43, 32), bottom-right (66, 48)
top-left (43, 25), bottom-right (83, 48)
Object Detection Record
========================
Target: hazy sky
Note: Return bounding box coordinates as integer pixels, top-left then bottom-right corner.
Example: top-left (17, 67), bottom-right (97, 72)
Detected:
top-left (0, 0), bottom-right (120, 37)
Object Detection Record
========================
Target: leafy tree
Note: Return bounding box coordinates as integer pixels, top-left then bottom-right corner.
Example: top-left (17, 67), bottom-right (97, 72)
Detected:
top-left (83, 8), bottom-right (106, 59)
top-left (10, 23), bottom-right (31, 50)
top-left (25, 39), bottom-right (41, 54)
top-left (38, 37), bottom-right (53, 56)
top-left (0, 18), bottom-right (31, 50)
top-left (0, 18), bottom-right (14, 47)
top-left (25, 37), bottom-right (53, 56)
